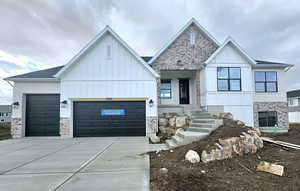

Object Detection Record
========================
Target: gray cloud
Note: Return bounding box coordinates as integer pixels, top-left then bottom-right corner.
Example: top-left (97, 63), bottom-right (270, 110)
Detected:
top-left (0, 0), bottom-right (299, 104)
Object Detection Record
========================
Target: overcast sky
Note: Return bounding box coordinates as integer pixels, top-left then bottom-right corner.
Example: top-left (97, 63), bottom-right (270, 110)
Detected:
top-left (0, 0), bottom-right (299, 104)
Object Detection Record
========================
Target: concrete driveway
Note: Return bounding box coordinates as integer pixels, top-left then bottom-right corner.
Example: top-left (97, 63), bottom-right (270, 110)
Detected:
top-left (0, 137), bottom-right (161, 191)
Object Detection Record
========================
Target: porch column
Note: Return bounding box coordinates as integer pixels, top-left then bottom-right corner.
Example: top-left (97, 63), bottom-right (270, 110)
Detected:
top-left (196, 70), bottom-right (201, 105)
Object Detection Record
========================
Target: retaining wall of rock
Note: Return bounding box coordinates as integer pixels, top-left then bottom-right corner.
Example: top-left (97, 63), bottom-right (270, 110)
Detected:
top-left (158, 113), bottom-right (191, 138)
top-left (201, 127), bottom-right (263, 163)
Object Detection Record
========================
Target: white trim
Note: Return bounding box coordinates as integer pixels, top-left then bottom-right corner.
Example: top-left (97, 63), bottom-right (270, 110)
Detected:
top-left (54, 26), bottom-right (159, 78)
top-left (4, 78), bottom-right (59, 82)
top-left (149, 18), bottom-right (220, 64)
top-left (205, 37), bottom-right (257, 65)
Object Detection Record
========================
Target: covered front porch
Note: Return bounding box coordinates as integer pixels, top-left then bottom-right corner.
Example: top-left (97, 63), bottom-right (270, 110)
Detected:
top-left (159, 70), bottom-right (200, 105)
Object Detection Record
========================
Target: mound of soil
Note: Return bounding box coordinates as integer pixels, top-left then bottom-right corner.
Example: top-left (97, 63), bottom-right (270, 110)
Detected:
top-left (150, 121), bottom-right (300, 191)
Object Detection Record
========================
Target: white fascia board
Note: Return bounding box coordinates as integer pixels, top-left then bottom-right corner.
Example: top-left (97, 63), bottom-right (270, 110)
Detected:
top-left (149, 18), bottom-right (220, 65)
top-left (4, 78), bottom-right (59, 82)
top-left (205, 37), bottom-right (257, 65)
top-left (54, 26), bottom-right (159, 79)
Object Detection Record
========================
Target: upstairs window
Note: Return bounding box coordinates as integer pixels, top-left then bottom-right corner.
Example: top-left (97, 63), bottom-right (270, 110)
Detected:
top-left (258, 111), bottom-right (278, 127)
top-left (190, 31), bottom-right (196, 45)
top-left (160, 79), bottom-right (171, 99)
top-left (255, 72), bottom-right (277, 92)
top-left (107, 45), bottom-right (112, 59)
top-left (217, 67), bottom-right (241, 91)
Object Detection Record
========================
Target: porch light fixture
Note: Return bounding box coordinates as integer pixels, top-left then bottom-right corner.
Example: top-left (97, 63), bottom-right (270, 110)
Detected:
top-left (149, 99), bottom-right (154, 107)
top-left (12, 102), bottom-right (19, 106)
top-left (61, 100), bottom-right (68, 104)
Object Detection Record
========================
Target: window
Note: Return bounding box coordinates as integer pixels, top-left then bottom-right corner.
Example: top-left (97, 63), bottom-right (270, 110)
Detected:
top-left (160, 79), bottom-right (171, 99)
top-left (288, 98), bottom-right (294, 106)
top-left (190, 31), bottom-right (196, 45)
top-left (107, 45), bottom-right (112, 59)
top-left (255, 72), bottom-right (277, 92)
top-left (258, 111), bottom-right (278, 127)
top-left (217, 67), bottom-right (241, 91)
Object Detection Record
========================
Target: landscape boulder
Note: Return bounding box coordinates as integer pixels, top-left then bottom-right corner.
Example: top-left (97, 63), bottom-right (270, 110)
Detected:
top-left (150, 135), bottom-right (160, 143)
top-left (159, 118), bottom-right (168, 126)
top-left (176, 116), bottom-right (187, 128)
top-left (219, 112), bottom-right (233, 120)
top-left (168, 117), bottom-right (176, 127)
top-left (185, 150), bottom-right (200, 163)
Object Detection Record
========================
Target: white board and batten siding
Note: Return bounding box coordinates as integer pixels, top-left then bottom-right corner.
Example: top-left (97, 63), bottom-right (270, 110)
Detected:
top-left (202, 43), bottom-right (254, 126)
top-left (60, 32), bottom-right (158, 118)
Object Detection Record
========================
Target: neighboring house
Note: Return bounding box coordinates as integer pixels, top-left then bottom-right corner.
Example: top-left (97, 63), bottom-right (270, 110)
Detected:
top-left (287, 90), bottom-right (300, 123)
top-left (0, 105), bottom-right (11, 123)
top-left (4, 18), bottom-right (293, 138)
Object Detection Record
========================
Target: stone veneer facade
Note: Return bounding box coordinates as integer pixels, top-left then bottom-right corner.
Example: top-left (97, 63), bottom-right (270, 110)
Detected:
top-left (60, 117), bottom-right (71, 137)
top-left (151, 23), bottom-right (218, 104)
top-left (146, 116), bottom-right (158, 135)
top-left (253, 102), bottom-right (289, 130)
top-left (11, 117), bottom-right (22, 138)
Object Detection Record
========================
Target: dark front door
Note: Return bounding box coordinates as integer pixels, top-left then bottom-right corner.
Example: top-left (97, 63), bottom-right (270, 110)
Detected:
top-left (179, 79), bottom-right (190, 104)
top-left (73, 101), bottom-right (146, 137)
top-left (26, 94), bottom-right (60, 136)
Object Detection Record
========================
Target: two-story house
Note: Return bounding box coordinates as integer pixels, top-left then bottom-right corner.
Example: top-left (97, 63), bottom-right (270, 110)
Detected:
top-left (287, 89), bottom-right (300, 123)
top-left (4, 18), bottom-right (292, 138)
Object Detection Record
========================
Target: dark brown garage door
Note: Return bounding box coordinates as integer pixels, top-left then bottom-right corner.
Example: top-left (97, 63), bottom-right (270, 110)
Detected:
top-left (26, 94), bottom-right (60, 136)
top-left (73, 101), bottom-right (146, 137)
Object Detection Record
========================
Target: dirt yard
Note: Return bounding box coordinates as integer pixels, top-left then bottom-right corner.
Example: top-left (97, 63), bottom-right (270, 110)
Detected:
top-left (150, 120), bottom-right (300, 191)
top-left (0, 124), bottom-right (11, 140)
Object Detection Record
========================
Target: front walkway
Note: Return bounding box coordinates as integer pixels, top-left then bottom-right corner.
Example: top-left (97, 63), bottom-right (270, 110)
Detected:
top-left (0, 137), bottom-right (157, 191)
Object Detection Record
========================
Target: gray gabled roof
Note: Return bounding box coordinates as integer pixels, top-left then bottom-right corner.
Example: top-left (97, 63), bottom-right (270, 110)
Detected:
top-left (254, 60), bottom-right (293, 69)
top-left (287, 89), bottom-right (300, 98)
top-left (5, 66), bottom-right (64, 81)
top-left (5, 57), bottom-right (153, 81)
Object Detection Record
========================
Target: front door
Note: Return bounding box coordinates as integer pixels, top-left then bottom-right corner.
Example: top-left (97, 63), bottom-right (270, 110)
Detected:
top-left (179, 79), bottom-right (190, 104)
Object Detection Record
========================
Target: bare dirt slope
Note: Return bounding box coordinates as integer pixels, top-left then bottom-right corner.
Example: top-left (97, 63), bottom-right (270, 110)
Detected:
top-left (150, 120), bottom-right (300, 191)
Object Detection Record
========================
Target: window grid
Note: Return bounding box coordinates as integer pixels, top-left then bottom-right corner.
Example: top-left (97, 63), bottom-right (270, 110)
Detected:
top-left (217, 67), bottom-right (241, 91)
top-left (258, 111), bottom-right (278, 127)
top-left (160, 79), bottom-right (172, 99)
top-left (255, 72), bottom-right (278, 92)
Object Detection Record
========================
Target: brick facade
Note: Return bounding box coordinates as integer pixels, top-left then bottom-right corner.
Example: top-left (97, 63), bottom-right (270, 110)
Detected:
top-left (151, 23), bottom-right (218, 104)
top-left (253, 102), bottom-right (289, 130)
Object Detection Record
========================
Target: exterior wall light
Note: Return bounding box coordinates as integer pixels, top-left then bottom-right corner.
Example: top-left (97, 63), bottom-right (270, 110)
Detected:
top-left (12, 102), bottom-right (19, 106)
top-left (61, 100), bottom-right (68, 104)
top-left (149, 99), bottom-right (154, 107)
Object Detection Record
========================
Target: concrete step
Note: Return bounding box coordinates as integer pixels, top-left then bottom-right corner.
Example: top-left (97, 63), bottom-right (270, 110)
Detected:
top-left (166, 139), bottom-right (177, 149)
top-left (191, 119), bottom-right (216, 124)
top-left (188, 127), bottom-right (212, 133)
top-left (176, 131), bottom-right (208, 140)
top-left (192, 114), bottom-right (213, 119)
top-left (190, 123), bottom-right (214, 128)
top-left (171, 135), bottom-right (185, 145)
top-left (190, 110), bottom-right (207, 114)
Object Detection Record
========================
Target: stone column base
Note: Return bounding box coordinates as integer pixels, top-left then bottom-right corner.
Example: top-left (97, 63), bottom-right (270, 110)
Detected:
top-left (146, 116), bottom-right (158, 136)
top-left (11, 118), bottom-right (22, 138)
top-left (60, 117), bottom-right (71, 138)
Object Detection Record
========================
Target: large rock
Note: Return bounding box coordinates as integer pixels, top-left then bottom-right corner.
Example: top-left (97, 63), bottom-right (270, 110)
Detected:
top-left (165, 127), bottom-right (176, 136)
top-left (219, 112), bottom-right (233, 120)
top-left (176, 116), bottom-right (187, 128)
top-left (236, 120), bottom-right (245, 127)
top-left (168, 117), bottom-right (176, 127)
top-left (159, 126), bottom-right (167, 134)
top-left (185, 150), bottom-right (200, 163)
top-left (149, 135), bottom-right (160, 143)
top-left (159, 118), bottom-right (168, 126)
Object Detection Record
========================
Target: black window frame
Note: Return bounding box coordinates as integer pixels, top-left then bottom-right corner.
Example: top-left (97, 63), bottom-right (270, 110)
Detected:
top-left (217, 67), bottom-right (242, 92)
top-left (255, 71), bottom-right (278, 93)
top-left (258, 111), bottom-right (278, 127)
top-left (160, 79), bottom-right (172, 99)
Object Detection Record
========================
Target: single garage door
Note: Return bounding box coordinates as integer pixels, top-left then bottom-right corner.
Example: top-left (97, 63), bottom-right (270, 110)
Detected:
top-left (73, 101), bottom-right (146, 137)
top-left (26, 94), bottom-right (60, 136)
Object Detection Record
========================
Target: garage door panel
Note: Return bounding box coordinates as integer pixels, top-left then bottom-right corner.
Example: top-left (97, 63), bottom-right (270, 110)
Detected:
top-left (26, 94), bottom-right (60, 136)
top-left (74, 101), bottom-right (146, 137)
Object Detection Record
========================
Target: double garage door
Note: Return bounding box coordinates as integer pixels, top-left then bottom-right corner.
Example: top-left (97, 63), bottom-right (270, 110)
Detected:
top-left (26, 95), bottom-right (145, 137)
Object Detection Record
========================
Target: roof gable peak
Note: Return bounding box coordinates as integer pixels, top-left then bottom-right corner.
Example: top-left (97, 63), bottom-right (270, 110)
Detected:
top-left (149, 18), bottom-right (220, 64)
